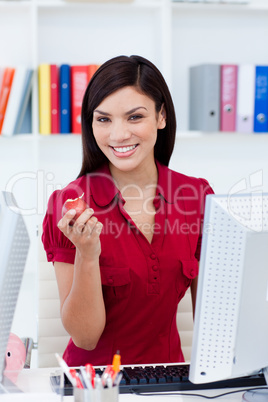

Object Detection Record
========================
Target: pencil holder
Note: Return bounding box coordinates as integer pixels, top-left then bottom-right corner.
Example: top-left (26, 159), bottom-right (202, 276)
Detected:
top-left (74, 385), bottom-right (119, 402)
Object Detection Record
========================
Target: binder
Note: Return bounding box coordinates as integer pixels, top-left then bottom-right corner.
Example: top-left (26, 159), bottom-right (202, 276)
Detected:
top-left (0, 67), bottom-right (15, 134)
top-left (220, 64), bottom-right (238, 132)
top-left (0, 68), bottom-right (4, 95)
top-left (13, 69), bottom-right (33, 135)
top-left (2, 67), bottom-right (33, 136)
top-left (71, 65), bottom-right (89, 134)
top-left (189, 64), bottom-right (220, 132)
top-left (51, 64), bottom-right (60, 134)
top-left (254, 65), bottom-right (268, 133)
top-left (236, 64), bottom-right (255, 133)
top-left (19, 92), bottom-right (32, 134)
top-left (60, 64), bottom-right (71, 134)
top-left (88, 64), bottom-right (98, 81)
top-left (38, 64), bottom-right (51, 135)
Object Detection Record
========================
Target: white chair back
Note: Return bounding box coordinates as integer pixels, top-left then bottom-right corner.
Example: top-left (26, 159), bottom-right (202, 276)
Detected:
top-left (176, 290), bottom-right (193, 362)
top-left (38, 226), bottom-right (69, 368)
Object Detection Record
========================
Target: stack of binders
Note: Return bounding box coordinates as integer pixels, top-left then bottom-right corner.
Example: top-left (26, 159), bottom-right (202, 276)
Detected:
top-left (189, 64), bottom-right (268, 133)
top-left (38, 63), bottom-right (99, 135)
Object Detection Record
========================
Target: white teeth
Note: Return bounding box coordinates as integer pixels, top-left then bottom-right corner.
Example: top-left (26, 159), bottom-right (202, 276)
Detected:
top-left (113, 145), bottom-right (136, 153)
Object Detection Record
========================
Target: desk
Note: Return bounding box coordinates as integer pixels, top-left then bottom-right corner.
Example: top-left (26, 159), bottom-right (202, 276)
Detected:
top-left (1, 368), bottom-right (260, 401)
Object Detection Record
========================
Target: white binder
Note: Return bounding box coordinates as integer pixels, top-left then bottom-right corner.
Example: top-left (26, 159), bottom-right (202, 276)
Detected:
top-left (236, 64), bottom-right (255, 133)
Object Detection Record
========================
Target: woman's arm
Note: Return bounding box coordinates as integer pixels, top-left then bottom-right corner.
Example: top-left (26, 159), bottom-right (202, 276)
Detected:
top-left (55, 208), bottom-right (106, 350)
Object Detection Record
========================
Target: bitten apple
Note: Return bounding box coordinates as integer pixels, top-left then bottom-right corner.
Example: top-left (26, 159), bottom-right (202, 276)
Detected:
top-left (62, 194), bottom-right (89, 226)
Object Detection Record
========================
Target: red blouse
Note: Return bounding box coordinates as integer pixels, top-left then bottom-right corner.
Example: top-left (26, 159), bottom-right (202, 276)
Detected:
top-left (42, 160), bottom-right (213, 367)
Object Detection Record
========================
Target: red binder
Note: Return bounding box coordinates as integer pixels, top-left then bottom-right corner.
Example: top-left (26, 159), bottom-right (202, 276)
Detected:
top-left (0, 67), bottom-right (15, 134)
top-left (50, 64), bottom-right (59, 134)
top-left (71, 65), bottom-right (89, 134)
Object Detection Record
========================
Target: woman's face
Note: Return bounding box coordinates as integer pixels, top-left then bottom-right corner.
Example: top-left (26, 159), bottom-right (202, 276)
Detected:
top-left (92, 86), bottom-right (166, 173)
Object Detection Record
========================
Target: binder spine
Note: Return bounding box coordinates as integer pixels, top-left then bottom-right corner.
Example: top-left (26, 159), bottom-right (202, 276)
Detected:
top-left (189, 64), bottom-right (220, 132)
top-left (254, 65), bottom-right (268, 133)
top-left (60, 64), bottom-right (71, 134)
top-left (220, 65), bottom-right (238, 132)
top-left (236, 64), bottom-right (255, 133)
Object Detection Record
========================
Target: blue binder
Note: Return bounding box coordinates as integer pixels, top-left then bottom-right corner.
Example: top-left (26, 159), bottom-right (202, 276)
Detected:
top-left (60, 64), bottom-right (71, 134)
top-left (254, 66), bottom-right (268, 133)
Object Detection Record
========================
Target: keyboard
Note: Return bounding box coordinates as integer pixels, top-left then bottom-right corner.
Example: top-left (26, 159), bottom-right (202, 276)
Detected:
top-left (52, 363), bottom-right (266, 395)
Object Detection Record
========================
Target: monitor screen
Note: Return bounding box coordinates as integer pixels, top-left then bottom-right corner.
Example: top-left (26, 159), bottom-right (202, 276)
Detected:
top-left (0, 191), bottom-right (30, 389)
top-left (189, 193), bottom-right (268, 389)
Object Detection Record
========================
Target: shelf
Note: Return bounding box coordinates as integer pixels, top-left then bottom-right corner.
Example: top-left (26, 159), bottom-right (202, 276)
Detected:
top-left (2, 132), bottom-right (268, 141)
top-left (0, 0), bottom-right (31, 7)
top-left (36, 0), bottom-right (161, 8)
top-left (38, 134), bottom-right (82, 143)
top-left (176, 131), bottom-right (268, 138)
top-left (172, 1), bottom-right (268, 11)
top-left (0, 134), bottom-right (34, 142)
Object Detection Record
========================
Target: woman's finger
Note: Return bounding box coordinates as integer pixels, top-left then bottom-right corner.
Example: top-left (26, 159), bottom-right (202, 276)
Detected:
top-left (57, 209), bottom-right (77, 233)
top-left (73, 208), bottom-right (94, 227)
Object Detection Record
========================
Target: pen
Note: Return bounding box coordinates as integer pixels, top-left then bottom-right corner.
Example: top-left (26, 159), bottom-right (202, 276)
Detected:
top-left (55, 353), bottom-right (76, 387)
top-left (113, 371), bottom-right (123, 387)
top-left (85, 363), bottom-right (96, 388)
top-left (101, 364), bottom-right (114, 388)
top-left (94, 373), bottom-right (102, 391)
top-left (70, 368), bottom-right (84, 389)
top-left (79, 366), bottom-right (93, 390)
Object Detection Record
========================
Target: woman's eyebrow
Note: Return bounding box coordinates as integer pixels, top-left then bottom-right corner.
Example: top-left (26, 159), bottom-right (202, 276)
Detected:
top-left (94, 110), bottom-right (111, 116)
top-left (125, 106), bottom-right (147, 115)
top-left (94, 106), bottom-right (147, 116)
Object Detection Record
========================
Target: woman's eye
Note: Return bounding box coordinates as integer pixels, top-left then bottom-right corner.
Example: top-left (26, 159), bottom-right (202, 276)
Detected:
top-left (129, 115), bottom-right (143, 121)
top-left (97, 117), bottom-right (110, 122)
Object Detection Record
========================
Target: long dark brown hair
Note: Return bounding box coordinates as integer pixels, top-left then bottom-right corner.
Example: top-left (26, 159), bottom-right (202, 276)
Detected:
top-left (78, 55), bottom-right (176, 177)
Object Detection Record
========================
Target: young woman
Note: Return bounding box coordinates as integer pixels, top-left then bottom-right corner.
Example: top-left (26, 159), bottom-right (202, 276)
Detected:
top-left (42, 55), bottom-right (214, 367)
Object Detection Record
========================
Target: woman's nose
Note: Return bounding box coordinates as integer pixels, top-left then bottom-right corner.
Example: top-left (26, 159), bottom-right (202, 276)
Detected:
top-left (109, 121), bottom-right (131, 142)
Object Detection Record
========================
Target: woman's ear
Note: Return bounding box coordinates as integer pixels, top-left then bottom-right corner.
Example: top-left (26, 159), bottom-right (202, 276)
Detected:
top-left (157, 104), bottom-right (167, 129)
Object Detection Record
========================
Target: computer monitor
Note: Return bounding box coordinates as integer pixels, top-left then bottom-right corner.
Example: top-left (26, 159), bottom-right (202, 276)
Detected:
top-left (189, 193), bottom-right (268, 398)
top-left (0, 191), bottom-right (30, 391)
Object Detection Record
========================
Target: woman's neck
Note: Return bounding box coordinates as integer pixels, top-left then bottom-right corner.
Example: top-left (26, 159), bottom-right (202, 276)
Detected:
top-left (109, 161), bottom-right (158, 196)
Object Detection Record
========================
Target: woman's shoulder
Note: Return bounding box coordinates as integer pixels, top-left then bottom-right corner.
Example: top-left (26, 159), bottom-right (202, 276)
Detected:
top-left (157, 161), bottom-right (213, 193)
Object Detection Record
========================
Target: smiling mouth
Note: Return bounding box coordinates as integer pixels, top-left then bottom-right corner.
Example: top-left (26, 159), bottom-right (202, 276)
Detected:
top-left (112, 144), bottom-right (138, 153)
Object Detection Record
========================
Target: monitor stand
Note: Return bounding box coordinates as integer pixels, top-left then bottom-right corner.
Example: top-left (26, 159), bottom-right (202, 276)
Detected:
top-left (242, 367), bottom-right (268, 401)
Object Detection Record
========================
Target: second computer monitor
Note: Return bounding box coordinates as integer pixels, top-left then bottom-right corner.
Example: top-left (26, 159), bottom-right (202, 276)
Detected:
top-left (190, 193), bottom-right (268, 385)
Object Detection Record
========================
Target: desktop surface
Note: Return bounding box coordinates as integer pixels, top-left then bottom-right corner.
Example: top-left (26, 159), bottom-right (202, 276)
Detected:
top-left (4, 367), bottom-right (265, 402)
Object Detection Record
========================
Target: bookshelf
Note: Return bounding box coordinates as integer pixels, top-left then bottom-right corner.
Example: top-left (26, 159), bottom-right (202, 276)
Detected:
top-left (2, 0), bottom-right (268, 135)
top-left (1, 0), bottom-right (268, 365)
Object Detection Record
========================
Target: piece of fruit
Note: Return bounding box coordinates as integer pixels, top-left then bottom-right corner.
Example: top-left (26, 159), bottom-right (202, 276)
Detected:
top-left (62, 193), bottom-right (89, 226)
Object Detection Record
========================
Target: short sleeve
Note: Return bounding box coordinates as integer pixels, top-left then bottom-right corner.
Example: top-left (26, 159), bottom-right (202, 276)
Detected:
top-left (195, 178), bottom-right (214, 261)
top-left (42, 189), bottom-right (76, 264)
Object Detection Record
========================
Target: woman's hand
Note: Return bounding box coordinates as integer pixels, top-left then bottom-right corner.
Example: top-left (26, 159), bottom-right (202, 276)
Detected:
top-left (57, 208), bottom-right (103, 261)
top-left (55, 208), bottom-right (105, 350)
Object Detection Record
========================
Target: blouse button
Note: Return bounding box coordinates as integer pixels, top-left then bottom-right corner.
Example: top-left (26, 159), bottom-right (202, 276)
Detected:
top-left (108, 278), bottom-right (114, 285)
top-left (152, 265), bottom-right (158, 272)
top-left (48, 252), bottom-right (54, 260)
top-left (150, 253), bottom-right (156, 260)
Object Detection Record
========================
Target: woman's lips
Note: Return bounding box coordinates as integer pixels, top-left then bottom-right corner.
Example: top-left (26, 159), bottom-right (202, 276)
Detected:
top-left (110, 144), bottom-right (138, 157)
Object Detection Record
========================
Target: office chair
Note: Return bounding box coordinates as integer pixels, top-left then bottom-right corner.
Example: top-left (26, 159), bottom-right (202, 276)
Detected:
top-left (38, 225), bottom-right (69, 368)
top-left (176, 289), bottom-right (193, 362)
